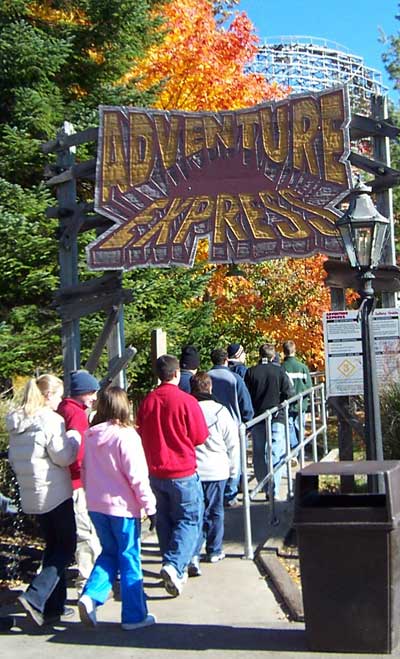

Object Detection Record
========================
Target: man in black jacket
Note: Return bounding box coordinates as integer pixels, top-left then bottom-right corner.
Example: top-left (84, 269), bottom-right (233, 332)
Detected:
top-left (245, 343), bottom-right (293, 499)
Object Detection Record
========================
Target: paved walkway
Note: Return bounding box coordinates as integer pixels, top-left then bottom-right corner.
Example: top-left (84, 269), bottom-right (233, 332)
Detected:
top-left (0, 496), bottom-right (399, 658)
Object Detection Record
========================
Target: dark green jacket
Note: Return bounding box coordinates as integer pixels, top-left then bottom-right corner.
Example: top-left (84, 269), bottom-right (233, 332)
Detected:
top-left (282, 356), bottom-right (312, 412)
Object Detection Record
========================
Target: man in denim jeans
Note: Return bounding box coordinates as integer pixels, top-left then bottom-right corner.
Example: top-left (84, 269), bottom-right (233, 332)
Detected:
top-left (137, 355), bottom-right (209, 597)
top-left (282, 340), bottom-right (312, 451)
top-left (245, 344), bottom-right (293, 499)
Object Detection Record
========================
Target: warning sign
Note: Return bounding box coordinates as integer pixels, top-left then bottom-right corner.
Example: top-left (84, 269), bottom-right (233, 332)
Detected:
top-left (323, 309), bottom-right (400, 397)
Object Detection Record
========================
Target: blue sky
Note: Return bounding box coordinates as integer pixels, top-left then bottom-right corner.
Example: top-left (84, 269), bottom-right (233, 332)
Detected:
top-left (237, 0), bottom-right (399, 99)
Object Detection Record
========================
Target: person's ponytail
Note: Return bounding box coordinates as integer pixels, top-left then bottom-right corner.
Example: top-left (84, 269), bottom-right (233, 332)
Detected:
top-left (21, 374), bottom-right (63, 417)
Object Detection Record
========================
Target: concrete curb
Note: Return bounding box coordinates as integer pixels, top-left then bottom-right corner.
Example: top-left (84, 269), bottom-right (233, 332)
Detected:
top-left (255, 549), bottom-right (304, 622)
top-left (254, 450), bottom-right (339, 623)
top-left (254, 496), bottom-right (304, 622)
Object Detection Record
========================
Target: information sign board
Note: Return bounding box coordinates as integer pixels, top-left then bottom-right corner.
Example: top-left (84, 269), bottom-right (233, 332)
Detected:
top-left (323, 308), bottom-right (400, 397)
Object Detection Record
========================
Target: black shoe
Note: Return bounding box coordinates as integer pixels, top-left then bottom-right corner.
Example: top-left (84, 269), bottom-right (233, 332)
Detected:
top-left (0, 616), bottom-right (15, 631)
top-left (44, 606), bottom-right (75, 625)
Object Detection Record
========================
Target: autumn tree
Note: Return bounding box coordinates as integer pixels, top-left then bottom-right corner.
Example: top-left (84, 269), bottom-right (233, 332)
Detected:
top-left (129, 0), bottom-right (286, 111)
top-left (191, 256), bottom-right (331, 371)
top-left (127, 0), bottom-right (335, 374)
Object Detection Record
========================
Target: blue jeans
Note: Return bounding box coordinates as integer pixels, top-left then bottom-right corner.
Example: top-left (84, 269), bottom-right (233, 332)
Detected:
top-left (289, 411), bottom-right (306, 449)
top-left (194, 480), bottom-right (227, 557)
top-left (224, 472), bottom-right (240, 503)
top-left (24, 498), bottom-right (76, 617)
top-left (83, 513), bottom-right (147, 625)
top-left (150, 473), bottom-right (203, 578)
top-left (251, 420), bottom-right (286, 496)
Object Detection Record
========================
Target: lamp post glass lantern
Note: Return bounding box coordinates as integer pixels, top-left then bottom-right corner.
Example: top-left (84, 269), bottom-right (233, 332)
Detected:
top-left (337, 181), bottom-right (390, 487)
top-left (336, 181), bottom-right (390, 272)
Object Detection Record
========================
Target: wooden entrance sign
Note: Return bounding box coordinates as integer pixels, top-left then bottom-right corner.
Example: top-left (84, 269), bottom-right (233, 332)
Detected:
top-left (88, 87), bottom-right (352, 271)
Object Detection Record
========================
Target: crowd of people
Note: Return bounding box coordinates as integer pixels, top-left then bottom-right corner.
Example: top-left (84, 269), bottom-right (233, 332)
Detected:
top-left (5, 340), bottom-right (312, 631)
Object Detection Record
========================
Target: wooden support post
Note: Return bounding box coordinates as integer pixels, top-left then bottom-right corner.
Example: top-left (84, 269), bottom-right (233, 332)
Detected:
top-left (329, 287), bottom-right (354, 492)
top-left (107, 304), bottom-right (127, 389)
top-left (372, 95), bottom-right (398, 309)
top-left (56, 122), bottom-right (80, 390)
top-left (151, 329), bottom-right (167, 384)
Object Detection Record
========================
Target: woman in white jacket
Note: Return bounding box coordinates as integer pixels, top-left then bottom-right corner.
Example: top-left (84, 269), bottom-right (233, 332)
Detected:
top-left (188, 372), bottom-right (239, 575)
top-left (7, 374), bottom-right (80, 626)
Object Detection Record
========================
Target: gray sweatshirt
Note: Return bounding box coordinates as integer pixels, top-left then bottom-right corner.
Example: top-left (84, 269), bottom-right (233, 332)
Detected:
top-left (195, 399), bottom-right (240, 481)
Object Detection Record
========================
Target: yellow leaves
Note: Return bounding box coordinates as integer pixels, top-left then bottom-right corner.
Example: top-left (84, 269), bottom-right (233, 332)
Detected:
top-left (87, 48), bottom-right (105, 65)
top-left (28, 1), bottom-right (88, 25)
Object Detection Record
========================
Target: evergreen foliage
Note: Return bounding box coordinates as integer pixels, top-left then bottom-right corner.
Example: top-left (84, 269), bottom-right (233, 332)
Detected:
top-left (381, 382), bottom-right (400, 459)
top-left (0, 0), bottom-right (165, 380)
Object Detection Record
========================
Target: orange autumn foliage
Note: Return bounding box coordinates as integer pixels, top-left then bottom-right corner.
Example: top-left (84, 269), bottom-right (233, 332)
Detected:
top-left (129, 0), bottom-right (288, 111)
top-left (130, 2), bottom-right (344, 373)
top-left (208, 257), bottom-right (332, 371)
top-left (193, 253), bottom-right (357, 372)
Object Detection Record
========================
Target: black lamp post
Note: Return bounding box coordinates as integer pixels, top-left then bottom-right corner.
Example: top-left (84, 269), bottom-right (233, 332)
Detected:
top-left (336, 180), bottom-right (390, 488)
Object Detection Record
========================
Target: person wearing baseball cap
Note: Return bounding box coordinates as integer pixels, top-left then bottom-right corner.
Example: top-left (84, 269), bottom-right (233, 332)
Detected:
top-left (58, 370), bottom-right (101, 597)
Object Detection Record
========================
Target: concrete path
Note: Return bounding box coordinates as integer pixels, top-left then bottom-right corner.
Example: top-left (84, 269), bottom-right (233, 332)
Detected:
top-left (0, 497), bottom-right (398, 658)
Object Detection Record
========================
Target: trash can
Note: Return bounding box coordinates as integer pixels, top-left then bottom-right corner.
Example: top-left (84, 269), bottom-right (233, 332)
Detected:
top-left (293, 460), bottom-right (400, 654)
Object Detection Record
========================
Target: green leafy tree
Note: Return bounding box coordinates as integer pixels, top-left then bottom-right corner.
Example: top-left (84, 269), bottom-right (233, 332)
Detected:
top-left (0, 0), bottom-right (164, 380)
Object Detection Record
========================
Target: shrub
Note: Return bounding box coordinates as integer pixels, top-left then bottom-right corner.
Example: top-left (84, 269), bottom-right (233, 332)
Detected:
top-left (0, 396), bottom-right (15, 498)
top-left (381, 382), bottom-right (400, 460)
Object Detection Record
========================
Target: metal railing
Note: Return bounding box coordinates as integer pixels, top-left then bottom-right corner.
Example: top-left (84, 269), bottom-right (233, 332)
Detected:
top-left (240, 382), bottom-right (328, 559)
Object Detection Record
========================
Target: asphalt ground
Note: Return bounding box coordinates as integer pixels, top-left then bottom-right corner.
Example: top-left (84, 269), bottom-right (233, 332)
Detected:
top-left (1, 491), bottom-right (399, 658)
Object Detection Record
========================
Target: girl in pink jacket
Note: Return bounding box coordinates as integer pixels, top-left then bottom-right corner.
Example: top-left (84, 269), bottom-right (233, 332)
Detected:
top-left (78, 386), bottom-right (157, 631)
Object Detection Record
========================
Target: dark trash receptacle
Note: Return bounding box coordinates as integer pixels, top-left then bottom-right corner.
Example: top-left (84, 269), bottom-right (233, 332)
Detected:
top-left (294, 460), bottom-right (400, 654)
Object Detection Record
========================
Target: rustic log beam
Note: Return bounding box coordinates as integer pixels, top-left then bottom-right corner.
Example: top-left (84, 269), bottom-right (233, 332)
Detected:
top-left (370, 173), bottom-right (400, 193)
top-left (350, 114), bottom-right (400, 140)
top-left (45, 158), bottom-right (96, 186)
top-left (53, 271), bottom-right (123, 301)
top-left (80, 214), bottom-right (113, 233)
top-left (85, 305), bottom-right (121, 373)
top-left (55, 288), bottom-right (133, 322)
top-left (100, 346), bottom-right (137, 388)
top-left (46, 202), bottom-right (94, 219)
top-left (348, 150), bottom-right (400, 179)
top-left (324, 259), bottom-right (400, 293)
top-left (56, 122), bottom-right (80, 383)
top-left (41, 126), bottom-right (98, 154)
top-left (46, 204), bottom-right (112, 233)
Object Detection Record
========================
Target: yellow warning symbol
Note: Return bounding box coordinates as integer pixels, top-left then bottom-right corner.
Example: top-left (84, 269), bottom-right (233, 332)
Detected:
top-left (338, 359), bottom-right (356, 377)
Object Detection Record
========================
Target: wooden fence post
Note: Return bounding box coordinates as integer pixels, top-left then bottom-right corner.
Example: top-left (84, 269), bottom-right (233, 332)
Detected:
top-left (56, 121), bottom-right (80, 391)
top-left (151, 329), bottom-right (167, 385)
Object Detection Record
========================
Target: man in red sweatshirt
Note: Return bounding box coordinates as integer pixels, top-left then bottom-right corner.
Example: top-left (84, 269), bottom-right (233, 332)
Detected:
top-left (58, 370), bottom-right (101, 596)
top-left (137, 354), bottom-right (208, 598)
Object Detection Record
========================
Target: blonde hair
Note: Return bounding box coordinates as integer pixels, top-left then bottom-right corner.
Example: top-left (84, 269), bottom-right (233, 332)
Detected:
top-left (21, 374), bottom-right (63, 417)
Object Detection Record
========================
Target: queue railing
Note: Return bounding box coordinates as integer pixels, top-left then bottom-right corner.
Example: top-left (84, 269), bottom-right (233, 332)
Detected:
top-left (240, 382), bottom-right (328, 559)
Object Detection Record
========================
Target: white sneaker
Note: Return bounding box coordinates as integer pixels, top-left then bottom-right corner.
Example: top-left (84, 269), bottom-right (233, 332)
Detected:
top-left (160, 564), bottom-right (184, 597)
top-left (207, 552), bottom-right (226, 563)
top-left (78, 594), bottom-right (97, 627)
top-left (121, 613), bottom-right (157, 630)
